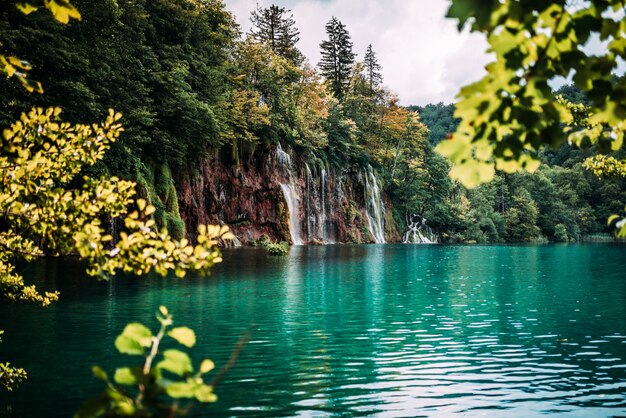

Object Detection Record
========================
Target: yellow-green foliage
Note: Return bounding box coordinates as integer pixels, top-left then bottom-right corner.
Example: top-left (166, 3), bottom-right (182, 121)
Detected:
top-left (583, 155), bottom-right (626, 179)
top-left (0, 108), bottom-right (234, 391)
top-left (76, 306), bottom-right (217, 418)
top-left (0, 331), bottom-right (27, 391)
top-left (0, 107), bottom-right (234, 297)
top-left (437, 1), bottom-right (626, 188)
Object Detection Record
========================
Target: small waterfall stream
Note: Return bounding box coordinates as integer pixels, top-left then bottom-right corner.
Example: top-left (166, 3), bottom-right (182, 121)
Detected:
top-left (280, 183), bottom-right (304, 245)
top-left (277, 144), bottom-right (304, 245)
top-left (403, 214), bottom-right (438, 244)
top-left (364, 165), bottom-right (386, 244)
top-left (304, 161), bottom-right (336, 244)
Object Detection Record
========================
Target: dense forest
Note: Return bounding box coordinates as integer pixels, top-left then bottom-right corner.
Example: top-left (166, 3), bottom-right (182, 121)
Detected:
top-left (1, 0), bottom-right (624, 244)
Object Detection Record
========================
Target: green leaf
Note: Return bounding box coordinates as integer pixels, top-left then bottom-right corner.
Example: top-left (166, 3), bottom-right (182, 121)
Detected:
top-left (44, 0), bottom-right (81, 24)
top-left (115, 335), bottom-right (145, 356)
top-left (120, 323), bottom-right (153, 347)
top-left (114, 368), bottom-right (137, 385)
top-left (194, 384), bottom-right (217, 403)
top-left (450, 160), bottom-right (495, 188)
top-left (199, 359), bottom-right (215, 374)
top-left (165, 382), bottom-right (196, 399)
top-left (157, 349), bottom-right (193, 376)
top-left (168, 327), bottom-right (196, 348)
top-left (91, 366), bottom-right (108, 382)
top-left (16, 3), bottom-right (38, 15)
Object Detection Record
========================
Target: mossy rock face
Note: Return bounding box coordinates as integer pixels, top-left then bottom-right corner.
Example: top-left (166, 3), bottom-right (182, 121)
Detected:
top-left (133, 160), bottom-right (186, 240)
top-left (345, 202), bottom-right (360, 224)
top-left (154, 164), bottom-right (173, 198)
top-left (276, 193), bottom-right (291, 242)
top-left (166, 213), bottom-right (186, 241)
top-left (135, 171), bottom-right (152, 202)
top-left (347, 233), bottom-right (360, 244)
top-left (164, 184), bottom-right (180, 214)
top-left (359, 224), bottom-right (371, 243)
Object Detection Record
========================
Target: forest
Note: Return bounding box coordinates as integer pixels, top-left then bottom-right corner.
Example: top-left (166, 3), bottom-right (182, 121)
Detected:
top-left (1, 0), bottom-right (624, 245)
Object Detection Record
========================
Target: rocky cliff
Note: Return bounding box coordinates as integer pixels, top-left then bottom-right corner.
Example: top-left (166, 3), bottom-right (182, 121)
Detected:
top-left (175, 145), bottom-right (402, 245)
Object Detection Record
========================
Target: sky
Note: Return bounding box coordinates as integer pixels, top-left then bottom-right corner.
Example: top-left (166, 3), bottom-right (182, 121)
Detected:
top-left (223, 0), bottom-right (492, 106)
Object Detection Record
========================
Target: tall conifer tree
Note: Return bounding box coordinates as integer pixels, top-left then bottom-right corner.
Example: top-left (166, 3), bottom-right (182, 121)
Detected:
top-left (364, 44), bottom-right (383, 97)
top-left (249, 4), bottom-right (304, 65)
top-left (318, 17), bottom-right (355, 100)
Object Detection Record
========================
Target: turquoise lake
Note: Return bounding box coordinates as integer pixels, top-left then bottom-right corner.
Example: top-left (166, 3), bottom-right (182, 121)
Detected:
top-left (1, 244), bottom-right (625, 417)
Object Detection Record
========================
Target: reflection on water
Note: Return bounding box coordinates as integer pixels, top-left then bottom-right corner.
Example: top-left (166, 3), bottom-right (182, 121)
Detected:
top-left (0, 244), bottom-right (625, 417)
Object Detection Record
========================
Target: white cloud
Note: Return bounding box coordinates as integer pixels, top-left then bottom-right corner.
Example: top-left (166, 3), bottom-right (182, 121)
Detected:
top-left (223, 0), bottom-right (491, 106)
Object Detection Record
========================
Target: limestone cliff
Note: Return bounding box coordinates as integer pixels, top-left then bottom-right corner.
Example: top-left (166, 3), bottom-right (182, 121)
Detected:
top-left (175, 145), bottom-right (402, 245)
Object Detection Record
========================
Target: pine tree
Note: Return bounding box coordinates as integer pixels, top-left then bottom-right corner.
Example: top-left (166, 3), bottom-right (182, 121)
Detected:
top-left (249, 4), bottom-right (304, 65)
top-left (363, 44), bottom-right (383, 97)
top-left (318, 17), bottom-right (355, 100)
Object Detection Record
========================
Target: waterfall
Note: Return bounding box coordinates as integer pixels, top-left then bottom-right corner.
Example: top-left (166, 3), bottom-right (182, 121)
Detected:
top-left (303, 161), bottom-right (336, 244)
top-left (276, 144), bottom-right (304, 245)
top-left (364, 165), bottom-right (386, 244)
top-left (280, 183), bottom-right (304, 245)
top-left (403, 214), bottom-right (438, 244)
top-left (276, 144), bottom-right (292, 177)
top-left (305, 163), bottom-right (314, 240)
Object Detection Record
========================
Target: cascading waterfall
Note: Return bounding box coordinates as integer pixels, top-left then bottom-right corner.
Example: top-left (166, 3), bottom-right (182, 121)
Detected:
top-left (276, 144), bottom-right (304, 245)
top-left (280, 184), bottom-right (304, 245)
top-left (276, 144), bottom-right (292, 177)
top-left (277, 146), bottom-right (387, 246)
top-left (403, 214), bottom-right (438, 244)
top-left (364, 165), bottom-right (386, 243)
top-left (305, 162), bottom-right (313, 238)
top-left (303, 162), bottom-right (336, 244)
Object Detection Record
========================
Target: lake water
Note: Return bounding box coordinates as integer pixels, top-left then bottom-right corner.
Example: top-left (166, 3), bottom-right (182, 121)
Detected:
top-left (1, 244), bottom-right (626, 417)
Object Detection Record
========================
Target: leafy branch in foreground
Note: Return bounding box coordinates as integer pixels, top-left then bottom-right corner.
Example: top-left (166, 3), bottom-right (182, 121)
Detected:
top-left (0, 107), bottom-right (232, 306)
top-left (0, 331), bottom-right (27, 391)
top-left (76, 306), bottom-right (217, 417)
top-left (583, 155), bottom-right (626, 237)
top-left (0, 107), bottom-right (233, 390)
top-left (437, 1), bottom-right (626, 187)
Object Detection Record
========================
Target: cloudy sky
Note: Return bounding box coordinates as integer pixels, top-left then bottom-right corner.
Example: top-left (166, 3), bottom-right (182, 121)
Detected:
top-left (223, 0), bottom-right (492, 106)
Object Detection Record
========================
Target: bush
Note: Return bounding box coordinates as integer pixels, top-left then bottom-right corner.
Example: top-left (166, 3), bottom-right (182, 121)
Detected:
top-left (554, 223), bottom-right (569, 242)
top-left (258, 235), bottom-right (289, 256)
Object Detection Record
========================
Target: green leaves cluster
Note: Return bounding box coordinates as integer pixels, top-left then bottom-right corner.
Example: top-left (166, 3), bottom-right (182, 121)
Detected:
top-left (77, 306), bottom-right (217, 417)
top-left (437, 0), bottom-right (626, 188)
top-left (258, 235), bottom-right (289, 256)
top-left (583, 154), bottom-right (626, 178)
top-left (0, 107), bottom-right (234, 308)
top-left (583, 155), bottom-right (626, 236)
top-left (0, 331), bottom-right (27, 391)
top-left (0, 106), bottom-right (232, 392)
